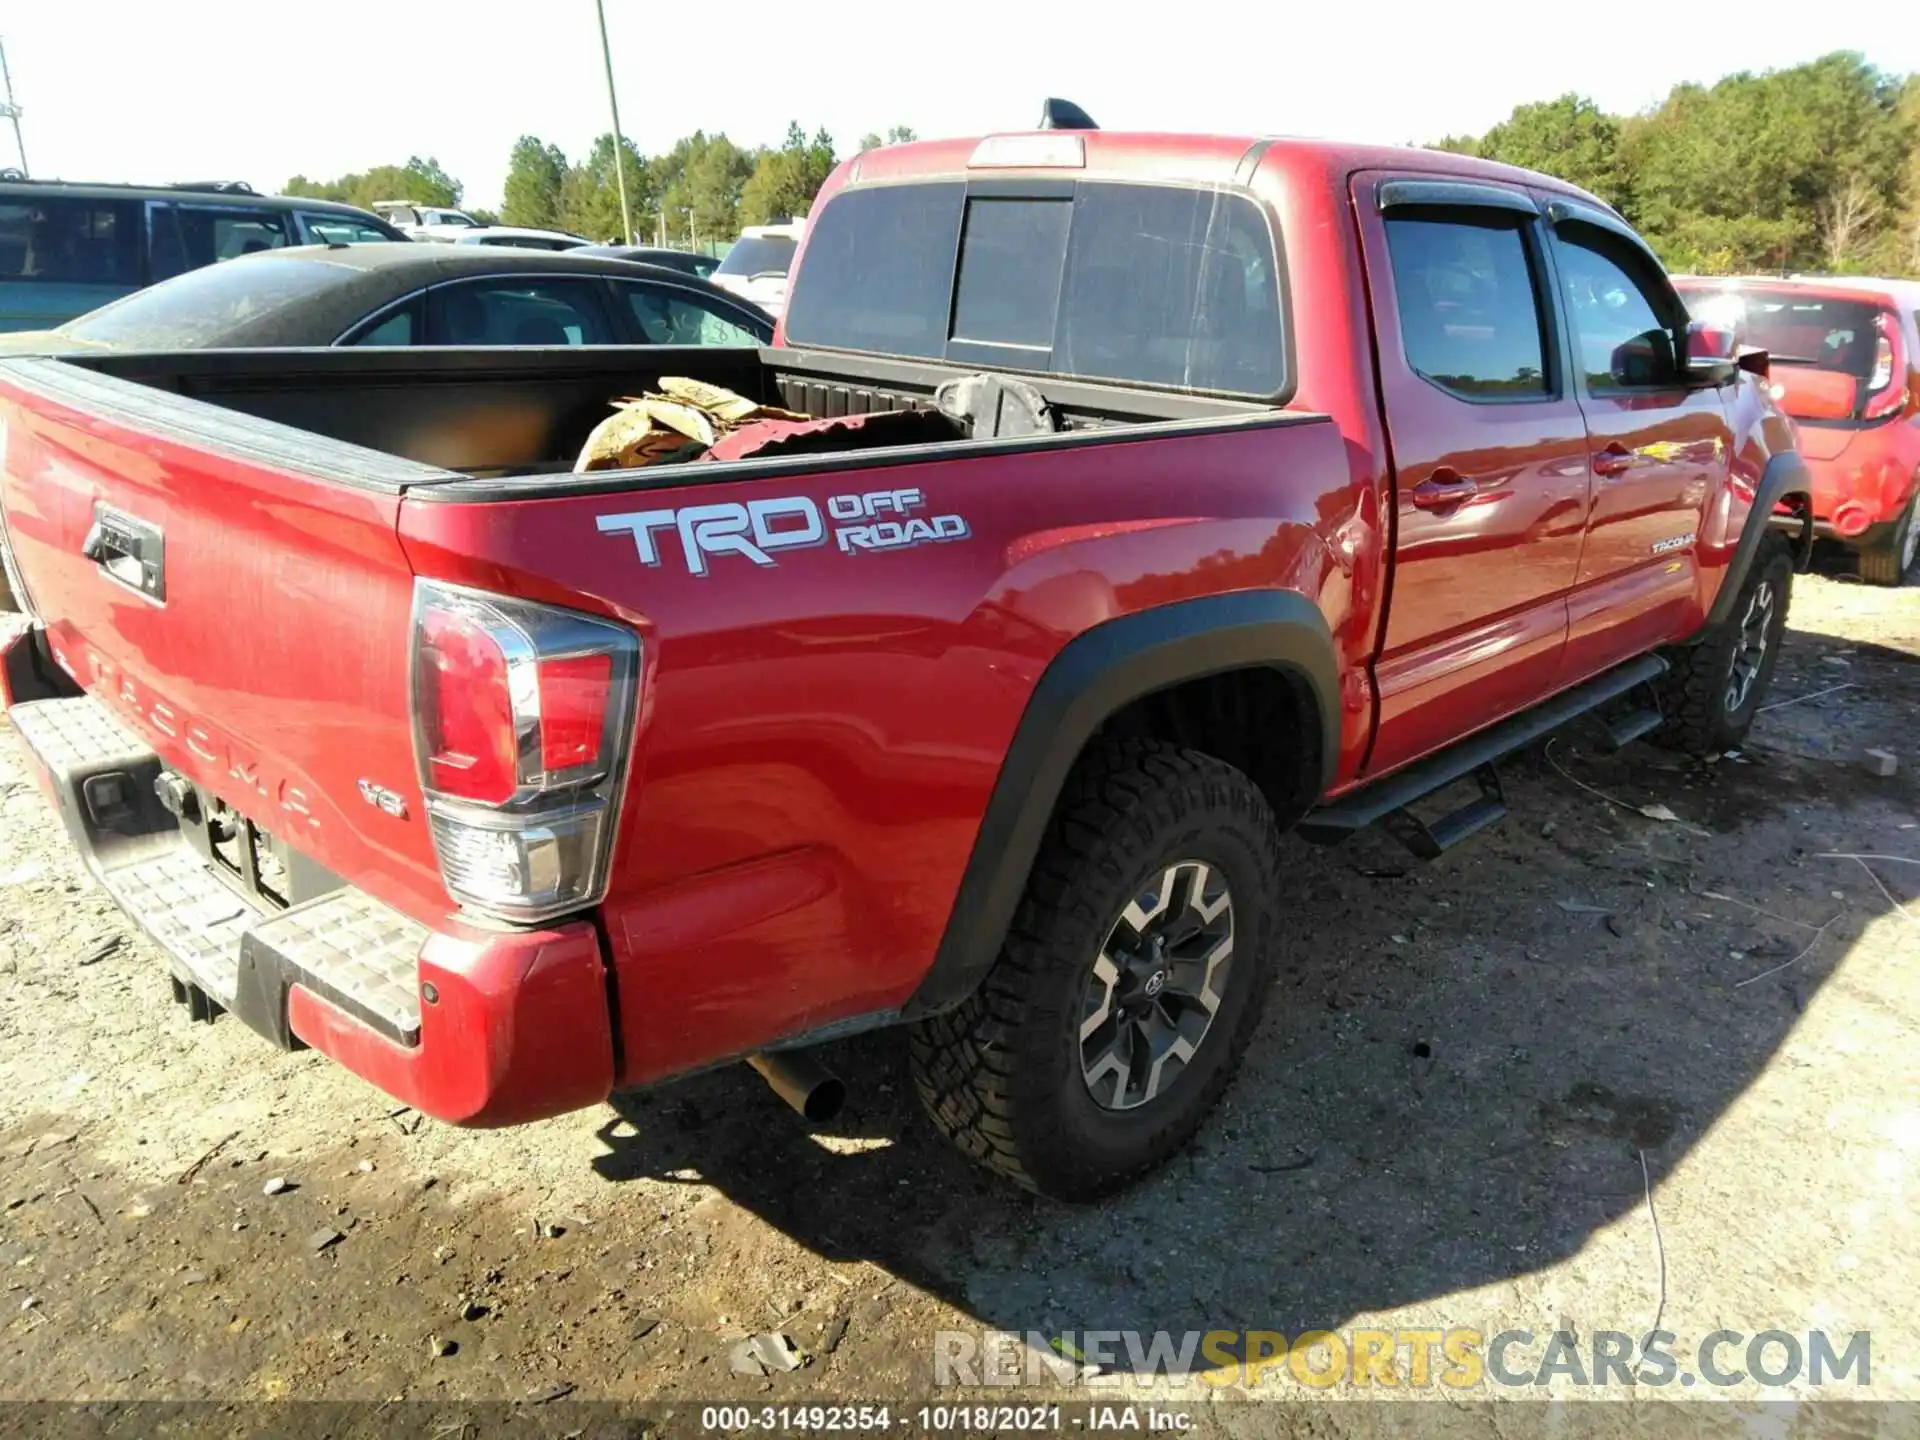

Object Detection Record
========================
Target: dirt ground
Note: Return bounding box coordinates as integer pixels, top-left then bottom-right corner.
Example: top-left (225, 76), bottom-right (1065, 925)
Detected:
top-left (0, 560), bottom-right (1915, 1428)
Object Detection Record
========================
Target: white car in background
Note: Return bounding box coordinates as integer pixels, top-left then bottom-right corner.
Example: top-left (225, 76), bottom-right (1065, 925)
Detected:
top-left (375, 203), bottom-right (589, 252)
top-left (371, 202), bottom-right (484, 241)
top-left (711, 221), bottom-right (805, 318)
top-left (444, 226), bottom-right (590, 252)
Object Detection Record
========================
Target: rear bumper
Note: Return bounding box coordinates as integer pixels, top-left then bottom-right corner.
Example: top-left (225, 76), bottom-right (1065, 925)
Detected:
top-left (1, 627), bottom-right (614, 1128)
top-left (1796, 435), bottom-right (1920, 536)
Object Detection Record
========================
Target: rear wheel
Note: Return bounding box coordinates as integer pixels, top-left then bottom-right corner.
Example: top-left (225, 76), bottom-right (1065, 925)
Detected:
top-left (1657, 532), bottom-right (1793, 756)
top-left (1859, 490), bottom-right (1918, 587)
top-left (908, 738), bottom-right (1280, 1201)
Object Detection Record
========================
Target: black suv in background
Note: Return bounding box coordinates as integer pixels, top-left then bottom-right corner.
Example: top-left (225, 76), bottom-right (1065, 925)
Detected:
top-left (0, 177), bottom-right (405, 332)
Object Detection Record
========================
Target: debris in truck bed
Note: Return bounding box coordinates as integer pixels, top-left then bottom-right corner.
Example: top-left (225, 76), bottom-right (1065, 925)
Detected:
top-left (573, 379), bottom-right (806, 473)
top-left (704, 408), bottom-right (959, 463)
top-left (574, 375), bottom-right (969, 472)
top-left (656, 375), bottom-right (781, 423)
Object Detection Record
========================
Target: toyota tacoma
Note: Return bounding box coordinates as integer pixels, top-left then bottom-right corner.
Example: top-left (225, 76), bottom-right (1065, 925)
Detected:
top-left (0, 123), bottom-right (1810, 1199)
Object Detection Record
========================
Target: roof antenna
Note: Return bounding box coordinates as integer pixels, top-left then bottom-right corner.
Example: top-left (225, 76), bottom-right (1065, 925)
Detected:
top-left (1038, 98), bottom-right (1098, 131)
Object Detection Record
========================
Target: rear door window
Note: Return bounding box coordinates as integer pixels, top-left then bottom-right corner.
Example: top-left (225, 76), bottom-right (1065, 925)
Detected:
top-left (612, 281), bottom-right (768, 345)
top-left (1382, 215), bottom-right (1549, 398)
top-left (0, 198), bottom-right (143, 285)
top-left (301, 213), bottom-right (397, 245)
top-left (428, 278), bottom-right (617, 345)
top-left (784, 180), bottom-right (1284, 397)
top-left (149, 204), bottom-right (295, 280)
top-left (341, 299), bottom-right (422, 346)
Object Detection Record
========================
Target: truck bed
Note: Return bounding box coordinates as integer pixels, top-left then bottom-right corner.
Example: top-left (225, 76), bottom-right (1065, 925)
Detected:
top-left (0, 340), bottom-right (1349, 1113)
top-left (20, 345), bottom-right (1274, 493)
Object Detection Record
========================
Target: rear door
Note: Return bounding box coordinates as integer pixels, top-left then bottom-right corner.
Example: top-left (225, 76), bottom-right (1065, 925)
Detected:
top-left (1353, 175), bottom-right (1590, 775)
top-left (1541, 204), bottom-right (1729, 678)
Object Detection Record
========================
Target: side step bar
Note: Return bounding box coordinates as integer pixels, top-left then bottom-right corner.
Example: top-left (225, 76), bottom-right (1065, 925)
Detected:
top-left (1299, 653), bottom-right (1668, 854)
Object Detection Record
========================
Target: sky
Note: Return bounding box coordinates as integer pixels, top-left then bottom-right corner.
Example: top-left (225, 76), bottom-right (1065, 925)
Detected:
top-left (5, 1), bottom-right (1917, 212)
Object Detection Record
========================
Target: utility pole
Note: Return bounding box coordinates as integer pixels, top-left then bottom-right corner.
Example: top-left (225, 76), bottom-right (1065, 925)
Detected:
top-left (593, 0), bottom-right (634, 245)
top-left (0, 39), bottom-right (26, 177)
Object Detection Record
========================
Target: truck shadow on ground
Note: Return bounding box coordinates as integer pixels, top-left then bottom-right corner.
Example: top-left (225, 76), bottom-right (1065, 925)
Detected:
top-left (589, 617), bottom-right (1919, 1372)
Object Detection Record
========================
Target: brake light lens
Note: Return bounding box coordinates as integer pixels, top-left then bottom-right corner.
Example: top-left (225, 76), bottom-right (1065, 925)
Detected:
top-left (410, 581), bottom-right (640, 923)
top-left (417, 604), bottom-right (518, 803)
top-left (538, 653), bottom-right (614, 772)
top-left (1861, 312), bottom-right (1905, 421)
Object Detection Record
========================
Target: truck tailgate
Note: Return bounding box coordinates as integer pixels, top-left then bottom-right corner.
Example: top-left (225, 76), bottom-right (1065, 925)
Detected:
top-left (0, 358), bottom-right (446, 922)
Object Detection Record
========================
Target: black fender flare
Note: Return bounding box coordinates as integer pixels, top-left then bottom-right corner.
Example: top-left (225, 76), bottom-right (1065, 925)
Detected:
top-left (904, 590), bottom-right (1340, 1017)
top-left (1707, 451), bottom-right (1813, 633)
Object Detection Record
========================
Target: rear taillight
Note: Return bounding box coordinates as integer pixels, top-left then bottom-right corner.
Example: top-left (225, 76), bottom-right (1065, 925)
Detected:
top-left (1862, 312), bottom-right (1905, 421)
top-left (410, 580), bottom-right (640, 924)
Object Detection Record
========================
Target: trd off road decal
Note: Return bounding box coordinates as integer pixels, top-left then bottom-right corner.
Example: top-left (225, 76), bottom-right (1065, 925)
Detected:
top-left (596, 487), bottom-right (969, 577)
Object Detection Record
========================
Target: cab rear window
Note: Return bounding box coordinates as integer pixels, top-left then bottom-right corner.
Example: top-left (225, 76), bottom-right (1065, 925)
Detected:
top-left (784, 180), bottom-right (1285, 398)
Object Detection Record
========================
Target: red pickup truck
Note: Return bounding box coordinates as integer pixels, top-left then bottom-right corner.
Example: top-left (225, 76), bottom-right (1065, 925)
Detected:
top-left (0, 125), bottom-right (1810, 1200)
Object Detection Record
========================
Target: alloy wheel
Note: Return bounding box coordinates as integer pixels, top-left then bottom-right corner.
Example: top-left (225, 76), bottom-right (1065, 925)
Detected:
top-left (1725, 577), bottom-right (1776, 714)
top-left (1079, 860), bottom-right (1235, 1111)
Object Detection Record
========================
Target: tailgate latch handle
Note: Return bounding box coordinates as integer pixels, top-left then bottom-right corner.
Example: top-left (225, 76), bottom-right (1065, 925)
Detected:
top-left (82, 503), bottom-right (166, 603)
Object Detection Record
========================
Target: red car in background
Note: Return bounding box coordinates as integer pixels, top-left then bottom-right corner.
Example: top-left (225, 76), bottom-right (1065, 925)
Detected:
top-left (1676, 275), bottom-right (1920, 585)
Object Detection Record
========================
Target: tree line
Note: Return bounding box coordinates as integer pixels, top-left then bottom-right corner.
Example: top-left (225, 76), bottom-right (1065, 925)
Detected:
top-left (282, 156), bottom-right (471, 218)
top-left (1437, 51), bottom-right (1918, 276)
top-left (283, 123), bottom-right (917, 246)
top-left (282, 52), bottom-right (1917, 276)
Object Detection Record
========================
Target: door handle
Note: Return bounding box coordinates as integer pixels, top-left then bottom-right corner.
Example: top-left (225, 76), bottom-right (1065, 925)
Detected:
top-left (1411, 475), bottom-right (1478, 510)
top-left (1591, 444), bottom-right (1634, 478)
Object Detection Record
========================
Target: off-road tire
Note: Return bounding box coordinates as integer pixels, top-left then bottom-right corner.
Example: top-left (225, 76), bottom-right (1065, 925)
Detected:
top-left (908, 738), bottom-right (1281, 1201)
top-left (1858, 489), bottom-right (1918, 587)
top-left (1656, 531), bottom-right (1793, 756)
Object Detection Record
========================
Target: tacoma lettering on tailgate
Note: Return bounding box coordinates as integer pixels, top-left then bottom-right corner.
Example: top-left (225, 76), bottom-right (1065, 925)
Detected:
top-left (49, 638), bottom-right (323, 832)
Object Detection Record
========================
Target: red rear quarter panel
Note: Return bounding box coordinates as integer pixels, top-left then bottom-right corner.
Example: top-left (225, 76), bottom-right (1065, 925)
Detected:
top-left (398, 419), bottom-right (1358, 1083)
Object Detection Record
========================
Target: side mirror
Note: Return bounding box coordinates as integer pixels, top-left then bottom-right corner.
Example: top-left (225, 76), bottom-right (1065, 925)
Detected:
top-left (1686, 320), bottom-right (1738, 364)
top-left (1683, 320), bottom-right (1740, 385)
top-left (1610, 328), bottom-right (1680, 387)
